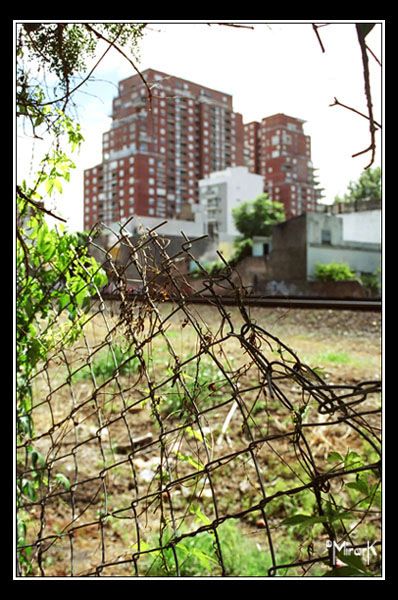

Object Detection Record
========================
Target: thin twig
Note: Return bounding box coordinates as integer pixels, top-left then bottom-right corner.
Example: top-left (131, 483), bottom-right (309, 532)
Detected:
top-left (16, 227), bottom-right (31, 278)
top-left (212, 23), bottom-right (255, 30)
top-left (36, 28), bottom-right (123, 108)
top-left (330, 97), bottom-right (381, 129)
top-left (366, 43), bottom-right (382, 66)
top-left (312, 23), bottom-right (326, 53)
top-left (84, 24), bottom-right (152, 109)
top-left (17, 186), bottom-right (67, 223)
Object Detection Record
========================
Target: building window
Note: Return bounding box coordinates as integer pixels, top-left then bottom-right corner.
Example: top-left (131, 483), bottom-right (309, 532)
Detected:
top-left (321, 230), bottom-right (332, 245)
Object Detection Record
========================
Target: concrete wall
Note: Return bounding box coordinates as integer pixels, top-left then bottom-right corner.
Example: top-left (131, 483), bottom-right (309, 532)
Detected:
top-left (254, 279), bottom-right (369, 298)
top-left (307, 212), bottom-right (343, 245)
top-left (307, 244), bottom-right (381, 278)
top-left (233, 255), bottom-right (270, 289)
top-left (339, 209), bottom-right (381, 244)
top-left (268, 215), bottom-right (307, 281)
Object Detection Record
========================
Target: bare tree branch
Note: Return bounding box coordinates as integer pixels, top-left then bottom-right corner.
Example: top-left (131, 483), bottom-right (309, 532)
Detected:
top-left (355, 23), bottom-right (378, 169)
top-left (366, 43), bottom-right (382, 67)
top-left (213, 23), bottom-right (255, 30)
top-left (36, 28), bottom-right (123, 108)
top-left (330, 97), bottom-right (381, 129)
top-left (312, 23), bottom-right (326, 53)
top-left (84, 24), bottom-right (152, 110)
top-left (17, 186), bottom-right (67, 223)
top-left (16, 227), bottom-right (31, 278)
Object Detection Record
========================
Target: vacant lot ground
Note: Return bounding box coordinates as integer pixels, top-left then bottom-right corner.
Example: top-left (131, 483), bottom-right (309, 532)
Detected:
top-left (20, 304), bottom-right (382, 577)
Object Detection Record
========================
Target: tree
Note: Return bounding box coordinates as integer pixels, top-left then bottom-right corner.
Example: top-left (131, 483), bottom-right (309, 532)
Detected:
top-left (232, 194), bottom-right (285, 239)
top-left (16, 22), bottom-right (146, 574)
top-left (334, 166), bottom-right (381, 204)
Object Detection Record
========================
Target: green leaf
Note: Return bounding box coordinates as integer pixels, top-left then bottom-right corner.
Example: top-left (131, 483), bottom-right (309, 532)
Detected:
top-left (31, 450), bottom-right (45, 469)
top-left (22, 479), bottom-right (37, 501)
top-left (346, 477), bottom-right (369, 496)
top-left (17, 519), bottom-right (27, 545)
top-left (176, 451), bottom-right (204, 471)
top-left (189, 504), bottom-right (211, 525)
top-left (344, 450), bottom-right (363, 469)
top-left (337, 551), bottom-right (372, 574)
top-left (45, 179), bottom-right (54, 196)
top-left (327, 451), bottom-right (344, 464)
top-left (185, 426), bottom-right (204, 443)
top-left (282, 511), bottom-right (352, 527)
top-left (53, 178), bottom-right (63, 193)
top-left (324, 565), bottom-right (364, 577)
top-left (282, 514), bottom-right (314, 525)
top-left (55, 473), bottom-right (71, 491)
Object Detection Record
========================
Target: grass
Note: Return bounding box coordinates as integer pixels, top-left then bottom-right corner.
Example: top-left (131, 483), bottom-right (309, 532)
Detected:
top-left (139, 518), bottom-right (298, 577)
top-left (315, 351), bottom-right (352, 365)
top-left (28, 306), bottom-right (381, 577)
top-left (71, 343), bottom-right (140, 385)
top-left (158, 358), bottom-right (226, 418)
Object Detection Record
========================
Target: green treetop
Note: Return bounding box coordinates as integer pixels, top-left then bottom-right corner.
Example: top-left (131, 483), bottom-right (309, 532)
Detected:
top-left (232, 193), bottom-right (285, 239)
top-left (334, 166), bottom-right (381, 204)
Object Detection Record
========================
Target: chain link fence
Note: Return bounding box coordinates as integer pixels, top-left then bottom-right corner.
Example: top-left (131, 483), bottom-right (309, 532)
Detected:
top-left (16, 218), bottom-right (382, 577)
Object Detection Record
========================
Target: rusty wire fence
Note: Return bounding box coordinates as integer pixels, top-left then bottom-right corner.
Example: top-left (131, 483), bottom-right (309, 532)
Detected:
top-left (16, 219), bottom-right (382, 577)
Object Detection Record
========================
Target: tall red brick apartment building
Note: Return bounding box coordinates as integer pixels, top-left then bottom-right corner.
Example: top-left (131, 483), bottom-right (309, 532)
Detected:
top-left (244, 114), bottom-right (322, 219)
top-left (83, 69), bottom-right (244, 229)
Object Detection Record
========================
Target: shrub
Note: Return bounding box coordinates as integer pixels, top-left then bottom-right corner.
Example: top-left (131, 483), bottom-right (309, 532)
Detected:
top-left (359, 270), bottom-right (381, 295)
top-left (314, 262), bottom-right (357, 282)
top-left (230, 238), bottom-right (253, 266)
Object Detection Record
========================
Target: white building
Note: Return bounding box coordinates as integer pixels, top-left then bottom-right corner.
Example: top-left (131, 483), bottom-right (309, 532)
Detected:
top-left (318, 200), bottom-right (382, 245)
top-left (339, 208), bottom-right (381, 245)
top-left (199, 167), bottom-right (264, 248)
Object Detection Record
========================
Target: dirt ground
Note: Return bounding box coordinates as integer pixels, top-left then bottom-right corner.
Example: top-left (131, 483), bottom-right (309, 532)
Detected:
top-left (20, 305), bottom-right (382, 577)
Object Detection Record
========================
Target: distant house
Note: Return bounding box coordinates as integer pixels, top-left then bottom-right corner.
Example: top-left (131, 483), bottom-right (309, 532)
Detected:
top-left (265, 212), bottom-right (381, 280)
top-left (238, 212), bottom-right (381, 296)
top-left (325, 199), bottom-right (381, 245)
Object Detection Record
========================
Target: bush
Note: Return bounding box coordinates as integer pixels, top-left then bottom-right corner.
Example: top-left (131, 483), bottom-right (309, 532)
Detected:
top-left (359, 271), bottom-right (381, 295)
top-left (230, 238), bottom-right (253, 266)
top-left (314, 262), bottom-right (357, 282)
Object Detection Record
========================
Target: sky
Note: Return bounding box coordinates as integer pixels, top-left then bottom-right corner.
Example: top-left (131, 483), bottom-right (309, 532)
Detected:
top-left (16, 21), bottom-right (383, 231)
